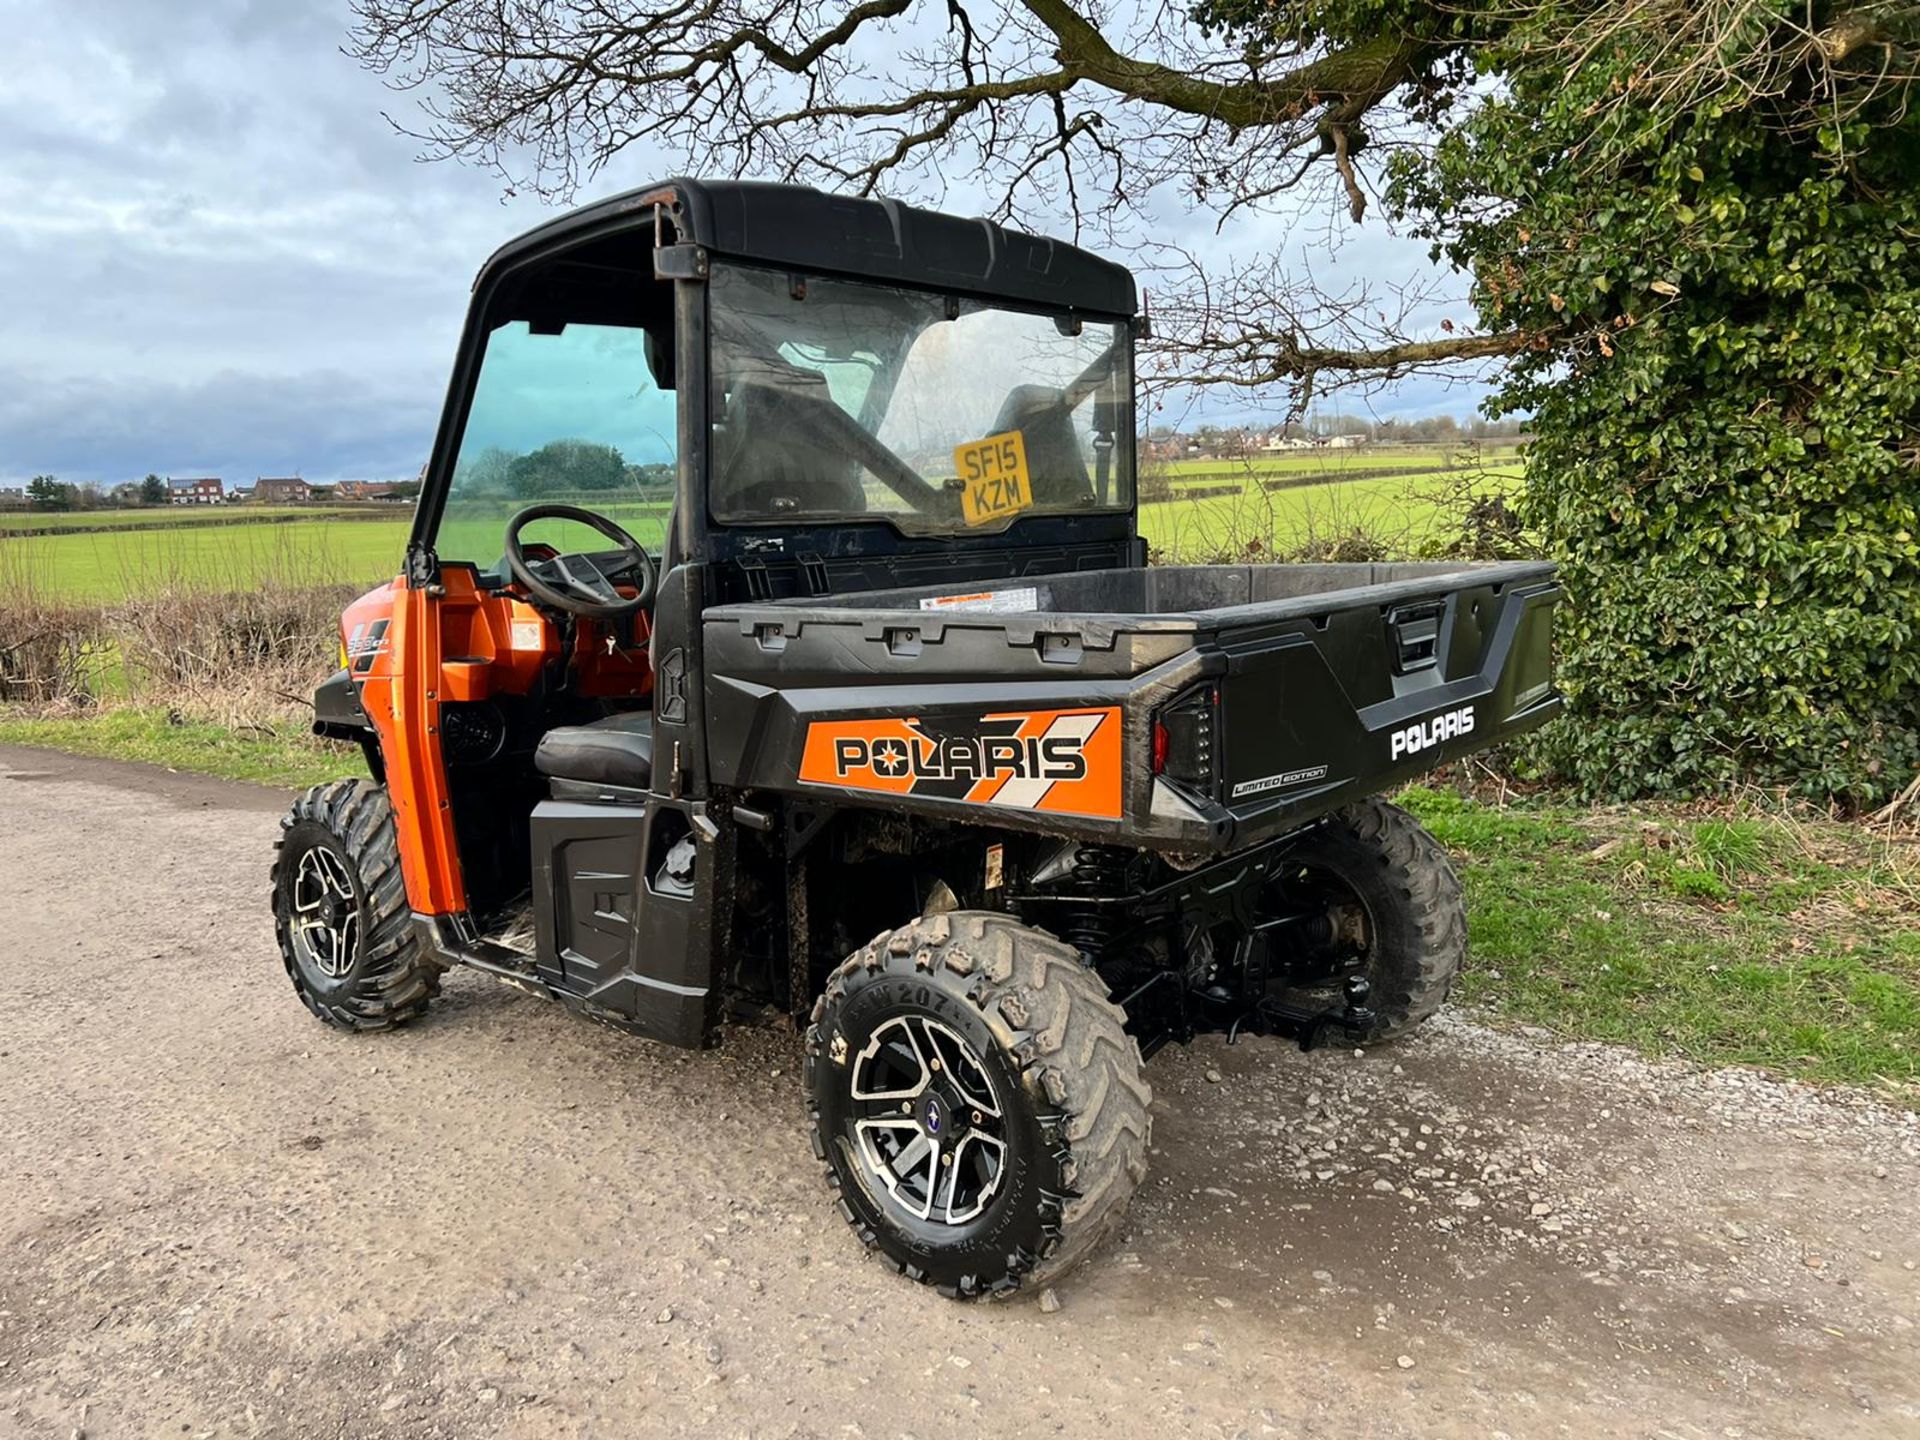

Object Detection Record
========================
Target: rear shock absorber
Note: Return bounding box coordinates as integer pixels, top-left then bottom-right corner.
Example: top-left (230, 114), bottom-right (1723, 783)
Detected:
top-left (1060, 845), bottom-right (1131, 959)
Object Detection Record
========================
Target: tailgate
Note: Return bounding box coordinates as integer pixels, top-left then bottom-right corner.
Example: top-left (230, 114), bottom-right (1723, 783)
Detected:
top-left (1200, 564), bottom-right (1560, 837)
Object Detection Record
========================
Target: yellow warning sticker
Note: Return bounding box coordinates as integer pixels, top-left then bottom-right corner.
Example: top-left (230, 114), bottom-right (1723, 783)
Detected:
top-left (954, 430), bottom-right (1033, 527)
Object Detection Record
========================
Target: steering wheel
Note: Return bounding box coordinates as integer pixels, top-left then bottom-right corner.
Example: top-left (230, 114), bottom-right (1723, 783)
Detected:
top-left (503, 504), bottom-right (656, 619)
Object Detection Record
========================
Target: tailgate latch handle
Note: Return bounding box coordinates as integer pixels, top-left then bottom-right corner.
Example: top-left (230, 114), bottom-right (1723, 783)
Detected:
top-left (1387, 601), bottom-right (1445, 674)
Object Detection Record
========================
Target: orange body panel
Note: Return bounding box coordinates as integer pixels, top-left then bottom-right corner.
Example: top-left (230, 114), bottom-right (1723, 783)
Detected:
top-left (798, 707), bottom-right (1123, 820)
top-left (343, 568), bottom-right (652, 916)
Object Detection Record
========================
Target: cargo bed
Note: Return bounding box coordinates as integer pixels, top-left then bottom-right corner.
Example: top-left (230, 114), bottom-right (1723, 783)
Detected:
top-left (703, 561), bottom-right (1561, 851)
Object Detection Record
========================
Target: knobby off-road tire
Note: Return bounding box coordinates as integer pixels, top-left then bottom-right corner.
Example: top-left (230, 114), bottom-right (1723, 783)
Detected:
top-left (272, 779), bottom-right (440, 1031)
top-left (1291, 798), bottom-right (1466, 1042)
top-left (805, 912), bottom-right (1151, 1299)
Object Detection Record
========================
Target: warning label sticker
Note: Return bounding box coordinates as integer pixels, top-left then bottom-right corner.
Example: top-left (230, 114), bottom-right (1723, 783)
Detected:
top-left (917, 586), bottom-right (1040, 615)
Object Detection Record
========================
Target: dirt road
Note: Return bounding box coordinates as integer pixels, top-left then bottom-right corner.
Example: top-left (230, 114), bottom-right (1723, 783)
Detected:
top-left (2, 745), bottom-right (1917, 1439)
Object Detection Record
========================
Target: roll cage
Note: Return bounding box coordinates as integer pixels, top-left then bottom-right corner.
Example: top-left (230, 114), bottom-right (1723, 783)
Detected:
top-left (404, 178), bottom-right (1144, 596)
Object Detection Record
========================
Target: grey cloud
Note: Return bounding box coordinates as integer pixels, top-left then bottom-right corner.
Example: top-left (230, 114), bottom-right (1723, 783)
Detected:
top-left (1, 0), bottom-right (1494, 486)
top-left (0, 363), bottom-right (438, 486)
top-left (0, 0), bottom-right (568, 483)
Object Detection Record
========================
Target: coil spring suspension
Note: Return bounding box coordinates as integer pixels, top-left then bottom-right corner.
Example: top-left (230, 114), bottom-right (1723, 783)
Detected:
top-left (1061, 846), bottom-right (1130, 959)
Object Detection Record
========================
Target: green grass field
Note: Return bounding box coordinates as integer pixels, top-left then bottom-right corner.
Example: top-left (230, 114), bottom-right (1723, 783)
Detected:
top-left (2, 514), bottom-right (414, 600)
top-left (0, 502), bottom-right (678, 602)
top-left (1, 456), bottom-right (1518, 601)
top-left (1139, 465), bottom-right (1521, 558)
top-left (0, 505), bottom-right (377, 533)
top-left (1157, 443), bottom-right (1517, 482)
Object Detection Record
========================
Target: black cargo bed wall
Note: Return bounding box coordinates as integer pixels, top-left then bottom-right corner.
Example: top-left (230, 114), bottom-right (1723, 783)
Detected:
top-left (785, 561), bottom-right (1556, 624)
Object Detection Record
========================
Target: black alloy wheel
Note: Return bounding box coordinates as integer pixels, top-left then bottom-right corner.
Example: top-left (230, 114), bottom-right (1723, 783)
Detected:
top-left (272, 779), bottom-right (440, 1031)
top-left (807, 912), bottom-right (1151, 1299)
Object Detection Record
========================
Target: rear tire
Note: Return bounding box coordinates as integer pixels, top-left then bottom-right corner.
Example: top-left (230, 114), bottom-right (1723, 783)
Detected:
top-left (805, 912), bottom-right (1151, 1299)
top-left (272, 779), bottom-right (439, 1032)
top-left (1277, 799), bottom-right (1466, 1042)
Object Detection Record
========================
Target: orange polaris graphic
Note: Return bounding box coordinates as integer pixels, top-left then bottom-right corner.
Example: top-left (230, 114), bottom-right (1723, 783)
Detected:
top-left (799, 707), bottom-right (1124, 819)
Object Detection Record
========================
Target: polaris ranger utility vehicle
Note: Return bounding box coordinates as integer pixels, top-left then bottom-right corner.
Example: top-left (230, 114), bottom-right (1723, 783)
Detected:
top-left (275, 179), bottom-right (1561, 1298)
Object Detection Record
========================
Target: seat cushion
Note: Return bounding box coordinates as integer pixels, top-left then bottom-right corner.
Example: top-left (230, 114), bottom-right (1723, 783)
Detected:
top-left (534, 712), bottom-right (654, 789)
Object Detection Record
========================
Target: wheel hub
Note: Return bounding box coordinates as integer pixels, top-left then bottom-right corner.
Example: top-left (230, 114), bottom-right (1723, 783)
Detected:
top-left (847, 1014), bottom-right (1007, 1227)
top-left (918, 1091), bottom-right (951, 1140)
top-left (291, 844), bottom-right (359, 980)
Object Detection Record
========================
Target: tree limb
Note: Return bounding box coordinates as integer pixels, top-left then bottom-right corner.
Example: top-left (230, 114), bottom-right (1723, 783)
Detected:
top-left (1018, 0), bottom-right (1430, 128)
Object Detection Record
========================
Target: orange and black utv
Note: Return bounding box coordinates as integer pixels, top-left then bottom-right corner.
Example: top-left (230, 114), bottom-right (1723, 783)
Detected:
top-left (274, 179), bottom-right (1562, 1297)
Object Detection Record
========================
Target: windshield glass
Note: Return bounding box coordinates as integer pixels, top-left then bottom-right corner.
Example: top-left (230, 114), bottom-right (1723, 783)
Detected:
top-left (437, 319), bottom-right (676, 566)
top-left (708, 264), bottom-right (1132, 536)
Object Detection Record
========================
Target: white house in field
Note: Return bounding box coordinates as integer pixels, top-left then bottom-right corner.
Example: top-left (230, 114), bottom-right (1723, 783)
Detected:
top-left (167, 477), bottom-right (224, 505)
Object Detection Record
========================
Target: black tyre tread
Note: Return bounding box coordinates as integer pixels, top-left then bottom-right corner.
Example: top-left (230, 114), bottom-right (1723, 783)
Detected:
top-left (1337, 797), bottom-right (1466, 1038)
top-left (805, 911), bottom-right (1152, 1297)
top-left (272, 778), bottom-right (440, 1032)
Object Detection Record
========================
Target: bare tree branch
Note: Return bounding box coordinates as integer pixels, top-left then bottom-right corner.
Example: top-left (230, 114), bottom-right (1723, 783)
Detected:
top-left (1016, 0), bottom-right (1429, 128)
top-left (1141, 246), bottom-right (1532, 418)
top-left (346, 0), bottom-right (1919, 417)
top-left (347, 0), bottom-right (1439, 228)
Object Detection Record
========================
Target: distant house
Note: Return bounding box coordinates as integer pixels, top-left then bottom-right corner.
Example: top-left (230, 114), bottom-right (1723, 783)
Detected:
top-left (254, 477), bottom-right (312, 504)
top-left (0, 486), bottom-right (26, 509)
top-left (332, 480), bottom-right (396, 501)
top-left (168, 477), bottom-right (224, 505)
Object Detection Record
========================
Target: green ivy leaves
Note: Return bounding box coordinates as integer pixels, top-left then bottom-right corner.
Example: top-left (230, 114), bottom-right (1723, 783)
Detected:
top-left (1381, 1), bottom-right (1920, 804)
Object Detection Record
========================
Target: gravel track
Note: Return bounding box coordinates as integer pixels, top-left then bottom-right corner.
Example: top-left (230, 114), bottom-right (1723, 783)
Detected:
top-left (1, 744), bottom-right (1916, 1439)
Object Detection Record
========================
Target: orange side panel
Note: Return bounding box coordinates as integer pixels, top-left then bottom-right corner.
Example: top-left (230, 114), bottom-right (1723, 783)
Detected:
top-left (798, 719), bottom-right (923, 798)
top-left (798, 707), bottom-right (1123, 820)
top-left (363, 579), bottom-right (468, 914)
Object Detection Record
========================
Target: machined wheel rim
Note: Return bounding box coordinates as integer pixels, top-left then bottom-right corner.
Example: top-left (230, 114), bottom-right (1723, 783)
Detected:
top-left (848, 1014), bottom-right (1008, 1227)
top-left (291, 844), bottom-right (359, 980)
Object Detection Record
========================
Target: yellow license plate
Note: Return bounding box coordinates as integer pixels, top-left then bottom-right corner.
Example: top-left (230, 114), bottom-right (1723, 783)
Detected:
top-left (954, 430), bottom-right (1033, 527)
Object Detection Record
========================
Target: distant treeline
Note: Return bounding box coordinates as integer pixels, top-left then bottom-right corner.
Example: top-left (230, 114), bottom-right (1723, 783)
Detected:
top-left (453, 440), bottom-right (674, 498)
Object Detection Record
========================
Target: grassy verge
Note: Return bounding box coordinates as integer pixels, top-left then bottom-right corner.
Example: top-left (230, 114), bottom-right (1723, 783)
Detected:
top-left (1399, 785), bottom-right (1920, 1098)
top-left (0, 706), bottom-right (365, 789)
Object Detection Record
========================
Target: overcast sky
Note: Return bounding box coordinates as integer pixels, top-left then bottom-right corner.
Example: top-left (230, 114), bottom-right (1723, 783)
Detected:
top-left (0, 0), bottom-right (1486, 487)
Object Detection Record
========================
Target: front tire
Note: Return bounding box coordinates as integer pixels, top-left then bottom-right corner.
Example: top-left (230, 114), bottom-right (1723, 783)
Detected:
top-left (272, 779), bottom-right (439, 1031)
top-left (805, 912), bottom-right (1151, 1299)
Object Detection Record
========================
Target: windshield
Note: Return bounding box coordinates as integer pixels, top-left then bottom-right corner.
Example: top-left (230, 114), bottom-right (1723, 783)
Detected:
top-left (708, 264), bottom-right (1132, 536)
top-left (437, 319), bottom-right (676, 566)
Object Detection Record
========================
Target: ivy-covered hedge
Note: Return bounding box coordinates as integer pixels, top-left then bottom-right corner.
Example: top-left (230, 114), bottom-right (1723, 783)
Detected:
top-left (1394, 4), bottom-right (1920, 804)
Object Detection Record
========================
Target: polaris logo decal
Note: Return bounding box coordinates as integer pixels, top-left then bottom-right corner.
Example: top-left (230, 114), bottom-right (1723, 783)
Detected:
top-left (1390, 704), bottom-right (1476, 761)
top-left (830, 731), bottom-right (1088, 784)
top-left (799, 708), bottom-right (1123, 819)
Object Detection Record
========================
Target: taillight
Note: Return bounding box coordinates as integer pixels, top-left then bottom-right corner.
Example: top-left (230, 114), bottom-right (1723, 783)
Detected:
top-left (1154, 685), bottom-right (1218, 796)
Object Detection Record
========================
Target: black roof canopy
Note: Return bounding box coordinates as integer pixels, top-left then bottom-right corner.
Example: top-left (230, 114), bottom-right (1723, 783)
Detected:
top-left (476, 178), bottom-right (1137, 319)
